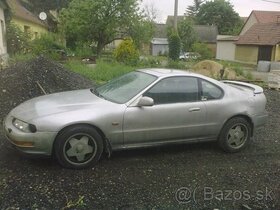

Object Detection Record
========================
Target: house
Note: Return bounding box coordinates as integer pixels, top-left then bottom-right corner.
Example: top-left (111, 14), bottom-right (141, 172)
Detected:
top-left (236, 11), bottom-right (280, 64)
top-left (216, 10), bottom-right (280, 64)
top-left (0, 0), bottom-right (8, 60)
top-left (236, 22), bottom-right (280, 63)
top-left (151, 16), bottom-right (218, 56)
top-left (7, 0), bottom-right (48, 39)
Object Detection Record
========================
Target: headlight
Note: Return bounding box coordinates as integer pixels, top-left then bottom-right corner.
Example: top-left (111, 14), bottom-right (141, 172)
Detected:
top-left (12, 118), bottom-right (37, 133)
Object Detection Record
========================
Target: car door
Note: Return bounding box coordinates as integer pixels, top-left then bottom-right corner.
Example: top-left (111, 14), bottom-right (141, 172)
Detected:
top-left (123, 76), bottom-right (207, 146)
top-left (199, 79), bottom-right (226, 138)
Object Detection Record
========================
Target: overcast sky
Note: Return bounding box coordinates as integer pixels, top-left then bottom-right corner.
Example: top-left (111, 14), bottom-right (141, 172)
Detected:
top-left (141, 0), bottom-right (280, 23)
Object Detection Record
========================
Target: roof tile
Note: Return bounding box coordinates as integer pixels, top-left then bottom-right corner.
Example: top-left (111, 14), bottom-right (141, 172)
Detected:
top-left (236, 23), bottom-right (280, 45)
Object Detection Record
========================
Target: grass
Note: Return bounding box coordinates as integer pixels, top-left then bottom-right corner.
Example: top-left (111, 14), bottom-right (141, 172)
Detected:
top-left (64, 60), bottom-right (135, 84)
top-left (8, 53), bottom-right (35, 64)
top-left (217, 60), bottom-right (253, 79)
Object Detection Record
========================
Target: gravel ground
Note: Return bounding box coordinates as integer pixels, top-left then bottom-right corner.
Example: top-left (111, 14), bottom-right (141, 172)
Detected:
top-left (0, 59), bottom-right (279, 209)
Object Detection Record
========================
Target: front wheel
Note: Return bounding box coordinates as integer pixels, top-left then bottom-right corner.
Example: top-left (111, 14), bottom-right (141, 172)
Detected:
top-left (54, 125), bottom-right (103, 169)
top-left (218, 117), bottom-right (252, 153)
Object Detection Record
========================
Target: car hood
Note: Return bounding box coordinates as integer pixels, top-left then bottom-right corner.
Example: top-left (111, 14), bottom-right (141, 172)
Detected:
top-left (9, 89), bottom-right (112, 121)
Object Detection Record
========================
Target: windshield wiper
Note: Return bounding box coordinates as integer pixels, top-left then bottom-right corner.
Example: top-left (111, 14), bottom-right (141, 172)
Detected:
top-left (91, 88), bottom-right (106, 100)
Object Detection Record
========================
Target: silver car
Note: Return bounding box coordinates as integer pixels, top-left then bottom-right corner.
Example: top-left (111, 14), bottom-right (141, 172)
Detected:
top-left (3, 69), bottom-right (268, 169)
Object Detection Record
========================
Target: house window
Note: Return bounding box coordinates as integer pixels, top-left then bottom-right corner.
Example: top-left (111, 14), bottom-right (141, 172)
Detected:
top-left (24, 25), bottom-right (31, 35)
top-left (34, 32), bottom-right (38, 39)
top-left (0, 20), bottom-right (6, 47)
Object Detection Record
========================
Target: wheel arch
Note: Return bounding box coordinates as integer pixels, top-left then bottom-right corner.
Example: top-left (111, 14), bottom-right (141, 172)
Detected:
top-left (52, 123), bottom-right (111, 155)
top-left (221, 114), bottom-right (254, 137)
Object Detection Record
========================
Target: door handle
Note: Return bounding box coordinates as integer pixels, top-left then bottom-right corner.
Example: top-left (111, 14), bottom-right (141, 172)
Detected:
top-left (189, 107), bottom-right (201, 112)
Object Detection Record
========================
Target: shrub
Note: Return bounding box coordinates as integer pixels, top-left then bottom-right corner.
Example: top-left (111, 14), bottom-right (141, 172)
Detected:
top-left (6, 22), bottom-right (31, 55)
top-left (138, 56), bottom-right (162, 68)
top-left (168, 32), bottom-right (181, 61)
top-left (192, 42), bottom-right (213, 60)
top-left (166, 60), bottom-right (186, 70)
top-left (31, 34), bottom-right (66, 60)
top-left (114, 38), bottom-right (139, 65)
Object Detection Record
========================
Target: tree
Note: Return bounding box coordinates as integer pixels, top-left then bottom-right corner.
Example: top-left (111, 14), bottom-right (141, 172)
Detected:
top-left (178, 18), bottom-right (197, 52)
top-left (143, 3), bottom-right (159, 23)
top-left (59, 0), bottom-right (141, 56)
top-left (128, 19), bottom-right (155, 51)
top-left (196, 0), bottom-right (242, 35)
top-left (186, 0), bottom-right (203, 20)
top-left (168, 32), bottom-right (181, 61)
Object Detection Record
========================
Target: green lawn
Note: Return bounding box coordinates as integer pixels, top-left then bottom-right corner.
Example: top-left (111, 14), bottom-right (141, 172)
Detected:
top-left (64, 60), bottom-right (135, 84)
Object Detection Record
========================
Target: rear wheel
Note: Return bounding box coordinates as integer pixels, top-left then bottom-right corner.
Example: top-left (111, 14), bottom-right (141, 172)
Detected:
top-left (218, 117), bottom-right (252, 152)
top-left (54, 125), bottom-right (103, 169)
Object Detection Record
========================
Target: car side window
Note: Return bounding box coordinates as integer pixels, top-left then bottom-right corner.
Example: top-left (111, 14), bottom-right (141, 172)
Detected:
top-left (201, 79), bottom-right (223, 101)
top-left (144, 77), bottom-right (199, 104)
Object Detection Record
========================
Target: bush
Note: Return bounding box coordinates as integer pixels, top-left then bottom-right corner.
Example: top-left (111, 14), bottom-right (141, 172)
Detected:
top-left (192, 42), bottom-right (213, 60)
top-left (31, 34), bottom-right (66, 60)
top-left (168, 32), bottom-right (181, 61)
top-left (166, 60), bottom-right (186, 70)
top-left (138, 56), bottom-right (162, 68)
top-left (114, 38), bottom-right (139, 65)
top-left (6, 22), bottom-right (31, 55)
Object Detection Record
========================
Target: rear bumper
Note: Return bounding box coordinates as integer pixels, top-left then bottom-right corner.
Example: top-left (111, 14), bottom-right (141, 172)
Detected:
top-left (3, 115), bottom-right (57, 156)
top-left (252, 111), bottom-right (268, 129)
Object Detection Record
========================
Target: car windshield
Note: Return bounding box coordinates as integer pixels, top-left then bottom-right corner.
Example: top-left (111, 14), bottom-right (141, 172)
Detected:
top-left (94, 71), bottom-right (157, 104)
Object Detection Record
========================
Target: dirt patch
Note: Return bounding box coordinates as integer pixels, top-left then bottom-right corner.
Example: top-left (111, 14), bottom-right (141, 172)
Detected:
top-left (193, 60), bottom-right (237, 79)
top-left (0, 56), bottom-right (94, 120)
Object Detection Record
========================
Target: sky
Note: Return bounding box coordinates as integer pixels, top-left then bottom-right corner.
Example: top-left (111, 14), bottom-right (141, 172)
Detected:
top-left (141, 0), bottom-right (280, 23)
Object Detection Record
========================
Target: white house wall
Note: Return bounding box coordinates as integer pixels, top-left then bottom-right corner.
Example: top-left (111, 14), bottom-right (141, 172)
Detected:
top-left (152, 44), bottom-right (169, 56)
top-left (0, 7), bottom-right (7, 56)
top-left (216, 41), bottom-right (236, 61)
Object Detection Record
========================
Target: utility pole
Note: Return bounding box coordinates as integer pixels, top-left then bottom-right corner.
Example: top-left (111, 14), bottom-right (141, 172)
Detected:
top-left (174, 0), bottom-right (178, 32)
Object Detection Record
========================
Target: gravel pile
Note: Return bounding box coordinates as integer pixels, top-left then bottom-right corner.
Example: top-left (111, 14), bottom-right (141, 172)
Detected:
top-left (0, 56), bottom-right (94, 119)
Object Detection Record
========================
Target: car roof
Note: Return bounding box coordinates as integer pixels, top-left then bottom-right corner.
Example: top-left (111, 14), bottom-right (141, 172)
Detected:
top-left (137, 68), bottom-right (227, 89)
top-left (137, 68), bottom-right (198, 78)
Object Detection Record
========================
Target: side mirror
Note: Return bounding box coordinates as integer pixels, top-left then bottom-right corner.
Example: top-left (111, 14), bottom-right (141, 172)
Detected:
top-left (137, 96), bottom-right (154, 107)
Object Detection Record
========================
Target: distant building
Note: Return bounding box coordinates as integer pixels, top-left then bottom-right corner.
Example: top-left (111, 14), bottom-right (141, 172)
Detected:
top-left (216, 10), bottom-right (280, 64)
top-left (151, 16), bottom-right (218, 56)
top-left (151, 38), bottom-right (168, 56)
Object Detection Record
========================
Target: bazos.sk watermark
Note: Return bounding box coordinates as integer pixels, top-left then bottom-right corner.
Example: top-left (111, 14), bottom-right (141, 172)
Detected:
top-left (175, 186), bottom-right (274, 204)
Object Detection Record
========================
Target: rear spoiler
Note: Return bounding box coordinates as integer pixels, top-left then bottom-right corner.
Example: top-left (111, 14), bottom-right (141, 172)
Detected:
top-left (221, 80), bottom-right (264, 94)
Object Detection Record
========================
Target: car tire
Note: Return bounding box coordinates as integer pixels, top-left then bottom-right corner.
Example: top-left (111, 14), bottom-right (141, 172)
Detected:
top-left (218, 117), bottom-right (252, 153)
top-left (54, 125), bottom-right (103, 169)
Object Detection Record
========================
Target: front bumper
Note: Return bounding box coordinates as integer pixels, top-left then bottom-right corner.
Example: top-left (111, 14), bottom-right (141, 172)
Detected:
top-left (3, 115), bottom-right (57, 156)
